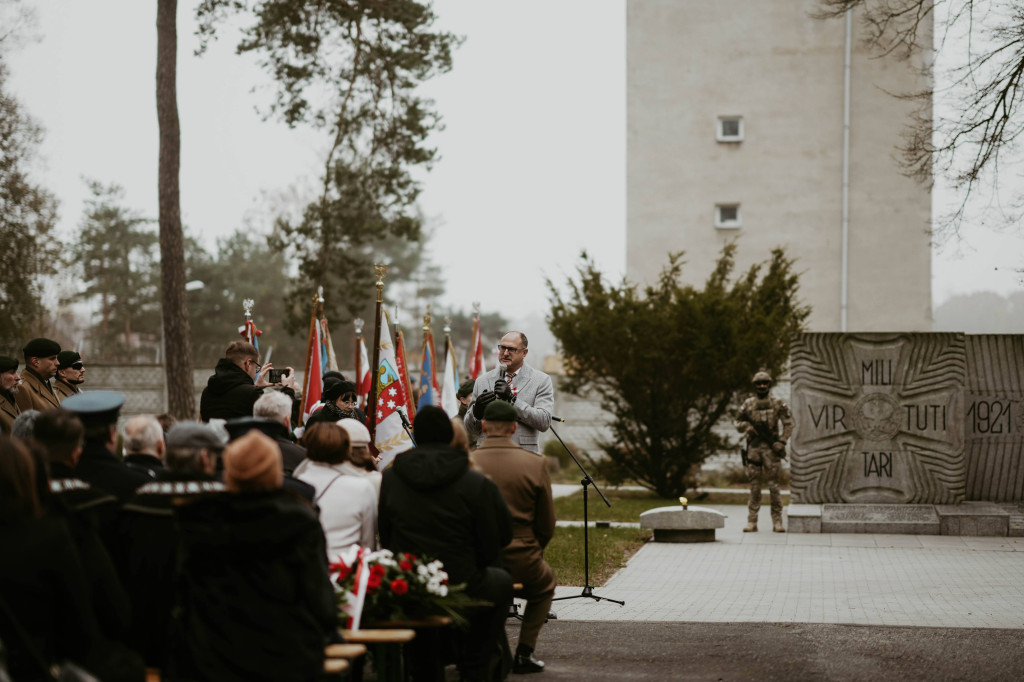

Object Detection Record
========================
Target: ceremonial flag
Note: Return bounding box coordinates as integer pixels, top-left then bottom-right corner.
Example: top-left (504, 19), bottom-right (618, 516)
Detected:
top-left (355, 333), bottom-right (371, 410)
top-left (321, 316), bottom-right (339, 374)
top-left (394, 322), bottom-right (416, 423)
top-left (418, 327), bottom-right (441, 410)
top-left (470, 305), bottom-right (485, 379)
top-left (440, 337), bottom-right (460, 417)
top-left (299, 297), bottom-right (324, 423)
top-left (373, 311), bottom-right (413, 468)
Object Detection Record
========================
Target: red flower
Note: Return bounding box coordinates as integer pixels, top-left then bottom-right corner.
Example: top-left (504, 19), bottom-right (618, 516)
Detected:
top-left (391, 579), bottom-right (409, 595)
top-left (399, 560), bottom-right (413, 571)
top-left (366, 563), bottom-right (387, 591)
top-left (403, 553), bottom-right (418, 562)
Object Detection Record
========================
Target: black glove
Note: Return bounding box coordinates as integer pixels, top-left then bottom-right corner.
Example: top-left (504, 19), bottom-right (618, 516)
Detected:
top-left (493, 379), bottom-right (513, 403)
top-left (472, 390), bottom-right (497, 419)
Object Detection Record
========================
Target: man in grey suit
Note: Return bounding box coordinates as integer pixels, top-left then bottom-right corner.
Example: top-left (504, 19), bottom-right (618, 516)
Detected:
top-left (465, 331), bottom-right (553, 453)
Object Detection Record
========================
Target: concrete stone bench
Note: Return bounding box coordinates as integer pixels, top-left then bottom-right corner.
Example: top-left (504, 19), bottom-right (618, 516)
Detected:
top-left (640, 505), bottom-right (726, 542)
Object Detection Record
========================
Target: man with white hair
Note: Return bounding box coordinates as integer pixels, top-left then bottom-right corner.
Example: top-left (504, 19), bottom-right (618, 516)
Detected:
top-left (122, 414), bottom-right (166, 479)
top-left (253, 390), bottom-right (306, 475)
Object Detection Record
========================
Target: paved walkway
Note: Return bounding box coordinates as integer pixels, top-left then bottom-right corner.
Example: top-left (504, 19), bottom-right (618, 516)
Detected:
top-left (548, 503), bottom-right (1024, 629)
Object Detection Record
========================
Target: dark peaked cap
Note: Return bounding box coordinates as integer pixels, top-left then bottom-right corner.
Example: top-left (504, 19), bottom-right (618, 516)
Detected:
top-left (62, 391), bottom-right (125, 427)
top-left (23, 338), bottom-right (61, 359)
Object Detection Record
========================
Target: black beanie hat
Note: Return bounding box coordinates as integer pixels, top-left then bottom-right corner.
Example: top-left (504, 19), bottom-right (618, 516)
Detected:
top-left (0, 356), bottom-right (18, 373)
top-left (324, 380), bottom-right (357, 402)
top-left (413, 405), bottom-right (454, 445)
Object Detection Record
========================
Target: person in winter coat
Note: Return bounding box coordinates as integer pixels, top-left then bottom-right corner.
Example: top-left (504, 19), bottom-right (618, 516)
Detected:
top-left (170, 431), bottom-right (338, 682)
top-left (199, 341), bottom-right (297, 422)
top-left (294, 422), bottom-right (377, 556)
top-left (378, 405), bottom-right (514, 682)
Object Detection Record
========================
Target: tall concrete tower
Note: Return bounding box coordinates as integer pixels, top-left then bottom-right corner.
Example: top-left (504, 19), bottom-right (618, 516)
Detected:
top-left (626, 0), bottom-right (933, 331)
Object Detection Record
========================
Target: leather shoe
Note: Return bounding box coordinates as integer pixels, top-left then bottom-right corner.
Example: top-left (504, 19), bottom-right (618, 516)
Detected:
top-left (513, 651), bottom-right (544, 674)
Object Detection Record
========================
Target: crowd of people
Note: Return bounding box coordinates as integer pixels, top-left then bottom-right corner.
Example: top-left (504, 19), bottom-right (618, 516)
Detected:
top-left (0, 332), bottom-right (558, 682)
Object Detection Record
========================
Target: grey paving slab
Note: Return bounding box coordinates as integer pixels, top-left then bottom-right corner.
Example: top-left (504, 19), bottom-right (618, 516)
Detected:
top-left (550, 505), bottom-right (1024, 629)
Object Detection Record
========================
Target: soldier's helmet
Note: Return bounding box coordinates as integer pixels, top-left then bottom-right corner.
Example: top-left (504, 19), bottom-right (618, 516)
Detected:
top-left (752, 371), bottom-right (772, 385)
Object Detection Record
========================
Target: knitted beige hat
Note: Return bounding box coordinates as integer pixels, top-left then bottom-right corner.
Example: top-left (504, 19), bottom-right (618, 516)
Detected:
top-left (222, 430), bottom-right (283, 492)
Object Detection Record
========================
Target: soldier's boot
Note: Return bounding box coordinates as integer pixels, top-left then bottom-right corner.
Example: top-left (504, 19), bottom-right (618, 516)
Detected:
top-left (743, 522), bottom-right (757, 532)
top-left (772, 518), bottom-right (785, 533)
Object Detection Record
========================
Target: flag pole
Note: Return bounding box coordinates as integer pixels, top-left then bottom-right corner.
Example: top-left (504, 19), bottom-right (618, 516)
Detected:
top-left (368, 265), bottom-right (386, 439)
top-left (354, 318), bottom-right (364, 388)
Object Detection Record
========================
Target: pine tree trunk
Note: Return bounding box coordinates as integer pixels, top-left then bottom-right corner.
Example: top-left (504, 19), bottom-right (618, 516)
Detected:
top-left (156, 0), bottom-right (196, 418)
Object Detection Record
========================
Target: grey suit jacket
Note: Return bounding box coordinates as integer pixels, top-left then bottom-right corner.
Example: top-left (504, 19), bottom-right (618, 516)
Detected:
top-left (464, 363), bottom-right (553, 453)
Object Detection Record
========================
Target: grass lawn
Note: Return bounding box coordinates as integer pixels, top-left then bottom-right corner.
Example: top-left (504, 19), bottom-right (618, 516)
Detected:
top-left (546, 526), bottom-right (652, 587)
top-left (552, 487), bottom-right (759, 523)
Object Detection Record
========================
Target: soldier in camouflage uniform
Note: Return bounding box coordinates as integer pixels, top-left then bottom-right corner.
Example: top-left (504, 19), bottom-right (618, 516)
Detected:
top-left (735, 371), bottom-right (794, 532)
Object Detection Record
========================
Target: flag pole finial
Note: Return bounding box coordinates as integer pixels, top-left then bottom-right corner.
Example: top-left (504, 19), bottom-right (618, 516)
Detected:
top-left (423, 305), bottom-right (432, 334)
top-left (374, 264), bottom-right (387, 304)
top-left (443, 315), bottom-right (452, 336)
top-left (354, 317), bottom-right (364, 337)
top-left (243, 298), bottom-right (255, 321)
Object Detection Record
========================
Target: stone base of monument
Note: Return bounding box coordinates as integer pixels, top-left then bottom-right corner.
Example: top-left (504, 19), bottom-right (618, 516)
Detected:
top-left (640, 506), bottom-right (726, 543)
top-left (787, 502), bottom-right (1017, 536)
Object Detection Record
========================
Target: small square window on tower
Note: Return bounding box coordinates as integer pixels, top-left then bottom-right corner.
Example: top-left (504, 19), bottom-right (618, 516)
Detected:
top-left (717, 116), bottom-right (744, 142)
top-left (715, 204), bottom-right (741, 229)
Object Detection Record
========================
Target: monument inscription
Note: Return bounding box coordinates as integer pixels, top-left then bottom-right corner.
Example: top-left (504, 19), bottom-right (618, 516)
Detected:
top-left (790, 333), bottom-right (967, 505)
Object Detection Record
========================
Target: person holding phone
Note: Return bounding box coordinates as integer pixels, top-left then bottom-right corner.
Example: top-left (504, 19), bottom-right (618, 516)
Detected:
top-left (199, 341), bottom-right (297, 422)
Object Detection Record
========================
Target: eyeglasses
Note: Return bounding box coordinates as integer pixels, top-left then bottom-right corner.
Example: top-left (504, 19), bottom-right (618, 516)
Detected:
top-left (497, 345), bottom-right (524, 354)
top-left (70, 362), bottom-right (84, 370)
top-left (339, 395), bottom-right (358, 404)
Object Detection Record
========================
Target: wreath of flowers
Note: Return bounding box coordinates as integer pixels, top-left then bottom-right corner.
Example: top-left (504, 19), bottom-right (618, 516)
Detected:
top-left (330, 545), bottom-right (472, 628)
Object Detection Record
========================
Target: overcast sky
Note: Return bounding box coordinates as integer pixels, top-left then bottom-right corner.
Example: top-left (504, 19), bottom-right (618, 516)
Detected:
top-left (5, 0), bottom-right (1022, 334)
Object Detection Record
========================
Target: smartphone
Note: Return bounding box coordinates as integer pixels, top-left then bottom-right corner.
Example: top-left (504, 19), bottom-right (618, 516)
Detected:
top-left (267, 368), bottom-right (291, 383)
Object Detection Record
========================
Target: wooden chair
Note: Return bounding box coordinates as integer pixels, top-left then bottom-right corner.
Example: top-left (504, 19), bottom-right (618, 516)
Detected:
top-left (340, 628), bottom-right (416, 682)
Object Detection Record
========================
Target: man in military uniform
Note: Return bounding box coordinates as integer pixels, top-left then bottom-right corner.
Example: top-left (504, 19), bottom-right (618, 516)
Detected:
top-left (54, 349), bottom-right (86, 401)
top-left (64, 391), bottom-right (151, 501)
top-left (0, 356), bottom-right (21, 434)
top-left (735, 371), bottom-right (794, 533)
top-left (471, 400), bottom-right (556, 674)
top-left (15, 337), bottom-right (61, 413)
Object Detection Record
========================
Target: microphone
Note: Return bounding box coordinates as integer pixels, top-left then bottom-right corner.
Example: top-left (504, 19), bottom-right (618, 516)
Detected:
top-left (551, 415), bottom-right (566, 423)
top-left (398, 408), bottom-right (412, 430)
top-left (498, 364), bottom-right (506, 381)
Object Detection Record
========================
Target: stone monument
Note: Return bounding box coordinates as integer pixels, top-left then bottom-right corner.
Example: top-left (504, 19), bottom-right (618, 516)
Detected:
top-left (787, 333), bottom-right (1024, 536)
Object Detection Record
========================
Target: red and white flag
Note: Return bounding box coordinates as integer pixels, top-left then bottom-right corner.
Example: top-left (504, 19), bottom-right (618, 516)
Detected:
top-left (355, 334), bottom-right (371, 409)
top-left (470, 310), bottom-right (485, 379)
top-left (374, 312), bottom-right (413, 468)
top-left (300, 316), bottom-right (323, 423)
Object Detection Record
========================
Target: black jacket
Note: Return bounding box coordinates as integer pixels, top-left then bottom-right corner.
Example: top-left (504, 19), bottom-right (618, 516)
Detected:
top-left (113, 472), bottom-right (226, 668)
top-left (199, 359), bottom-right (263, 422)
top-left (379, 443), bottom-right (513, 589)
top-left (0, 516), bottom-right (98, 681)
top-left (75, 441), bottom-right (152, 502)
top-left (171, 491), bottom-right (337, 682)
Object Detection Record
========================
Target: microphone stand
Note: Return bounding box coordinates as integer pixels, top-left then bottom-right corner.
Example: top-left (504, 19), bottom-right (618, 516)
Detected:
top-left (398, 410), bottom-right (416, 445)
top-left (549, 422), bottom-right (624, 607)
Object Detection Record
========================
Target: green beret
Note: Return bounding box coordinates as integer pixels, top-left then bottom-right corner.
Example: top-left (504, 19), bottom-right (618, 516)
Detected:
top-left (57, 350), bottom-right (82, 369)
top-left (457, 379), bottom-right (476, 399)
top-left (483, 400), bottom-right (517, 422)
top-left (62, 390), bottom-right (125, 426)
top-left (23, 337), bottom-right (61, 359)
top-left (0, 356), bottom-right (18, 373)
